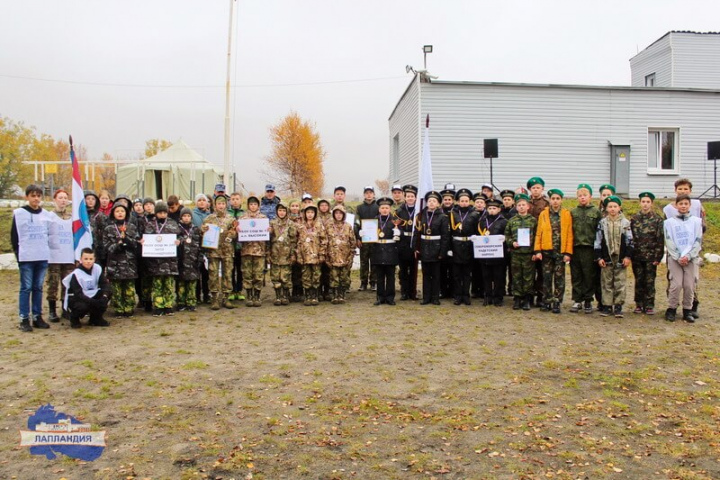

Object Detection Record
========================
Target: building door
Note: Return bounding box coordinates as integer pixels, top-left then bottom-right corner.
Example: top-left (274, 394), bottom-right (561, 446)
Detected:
top-left (610, 146), bottom-right (630, 196)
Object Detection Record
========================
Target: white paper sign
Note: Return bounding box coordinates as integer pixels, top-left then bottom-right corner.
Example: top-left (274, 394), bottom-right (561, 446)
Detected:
top-left (202, 224), bottom-right (221, 249)
top-left (345, 213), bottom-right (356, 227)
top-left (237, 218), bottom-right (270, 242)
top-left (142, 234), bottom-right (177, 257)
top-left (472, 235), bottom-right (505, 259)
top-left (360, 219), bottom-right (379, 243)
top-left (517, 228), bottom-right (531, 247)
top-left (48, 217), bottom-right (75, 264)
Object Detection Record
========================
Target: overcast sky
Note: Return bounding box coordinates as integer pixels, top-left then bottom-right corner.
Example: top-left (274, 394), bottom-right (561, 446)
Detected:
top-left (2, 0), bottom-right (719, 197)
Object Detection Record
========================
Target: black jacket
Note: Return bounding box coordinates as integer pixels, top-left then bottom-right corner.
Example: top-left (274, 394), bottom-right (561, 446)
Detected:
top-left (394, 203), bottom-right (418, 261)
top-left (477, 213), bottom-right (508, 265)
top-left (355, 200), bottom-right (379, 239)
top-left (448, 207), bottom-right (480, 264)
top-left (103, 220), bottom-right (140, 280)
top-left (413, 208), bottom-right (450, 263)
top-left (370, 215), bottom-right (399, 265)
top-left (67, 265), bottom-right (111, 308)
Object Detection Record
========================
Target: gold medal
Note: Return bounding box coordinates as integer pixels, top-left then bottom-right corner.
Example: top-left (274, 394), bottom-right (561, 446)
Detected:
top-left (278, 236), bottom-right (284, 242)
top-left (379, 231), bottom-right (385, 238)
top-left (426, 228), bottom-right (432, 235)
top-left (306, 237), bottom-right (311, 243)
top-left (186, 238), bottom-right (192, 244)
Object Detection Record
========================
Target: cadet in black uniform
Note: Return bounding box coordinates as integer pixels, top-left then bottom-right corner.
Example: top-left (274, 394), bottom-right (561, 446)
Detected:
top-left (500, 189), bottom-right (517, 296)
top-left (414, 191), bottom-right (450, 305)
top-left (449, 188), bottom-right (480, 305)
top-left (478, 198), bottom-right (509, 306)
top-left (371, 197), bottom-right (400, 305)
top-left (395, 185), bottom-right (419, 300)
top-left (439, 184), bottom-right (457, 299)
top-left (471, 192), bottom-right (487, 299)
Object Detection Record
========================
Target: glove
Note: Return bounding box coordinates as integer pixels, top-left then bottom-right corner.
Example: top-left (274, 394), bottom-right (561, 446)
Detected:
top-left (447, 250), bottom-right (453, 257)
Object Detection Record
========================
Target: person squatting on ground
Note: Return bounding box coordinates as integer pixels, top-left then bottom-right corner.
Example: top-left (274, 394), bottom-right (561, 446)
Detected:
top-left (296, 204), bottom-right (328, 306)
top-left (325, 205), bottom-right (355, 304)
top-left (569, 184), bottom-right (601, 314)
top-left (143, 201), bottom-right (181, 316)
top-left (630, 192), bottom-right (665, 315)
top-left (595, 196), bottom-right (634, 318)
top-left (414, 191), bottom-right (450, 305)
top-left (63, 248), bottom-right (111, 329)
top-left (46, 189), bottom-right (75, 322)
top-left (103, 203), bottom-right (140, 317)
top-left (269, 203), bottom-right (297, 305)
top-left (239, 195), bottom-right (268, 307)
top-left (504, 193), bottom-right (537, 311)
top-left (534, 189), bottom-right (573, 314)
top-left (371, 197), bottom-right (400, 305)
top-left (177, 207), bottom-right (202, 311)
top-left (663, 194), bottom-right (703, 322)
top-left (202, 194), bottom-right (238, 310)
top-left (12, 184), bottom-right (54, 332)
top-left (449, 188), bottom-right (480, 306)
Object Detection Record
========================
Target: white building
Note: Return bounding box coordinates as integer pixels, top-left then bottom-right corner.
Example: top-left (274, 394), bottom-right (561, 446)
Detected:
top-left (389, 31), bottom-right (720, 198)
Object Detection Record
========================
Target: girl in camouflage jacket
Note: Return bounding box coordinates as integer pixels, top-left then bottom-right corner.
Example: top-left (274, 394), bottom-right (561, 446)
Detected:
top-left (296, 205), bottom-right (328, 306)
top-left (269, 203), bottom-right (297, 305)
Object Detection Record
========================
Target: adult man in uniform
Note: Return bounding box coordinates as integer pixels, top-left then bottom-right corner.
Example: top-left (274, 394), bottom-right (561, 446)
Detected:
top-left (260, 184), bottom-right (281, 220)
top-left (391, 184), bottom-right (404, 206)
top-left (356, 186), bottom-right (379, 291)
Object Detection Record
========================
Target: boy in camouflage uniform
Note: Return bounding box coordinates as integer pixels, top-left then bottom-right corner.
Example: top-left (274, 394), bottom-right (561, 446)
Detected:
top-left (103, 203), bottom-right (140, 317)
top-left (239, 196), bottom-right (268, 307)
top-left (595, 196), bottom-right (634, 318)
top-left (630, 192), bottom-right (664, 315)
top-left (228, 192), bottom-right (246, 301)
top-left (177, 207), bottom-right (202, 311)
top-left (569, 184), bottom-right (601, 314)
top-left (296, 205), bottom-right (328, 306)
top-left (534, 189), bottom-right (573, 313)
top-left (504, 193), bottom-right (537, 310)
top-left (269, 203), bottom-right (297, 305)
top-left (46, 189), bottom-right (75, 322)
top-left (143, 201), bottom-right (181, 316)
top-left (527, 177), bottom-right (549, 307)
top-left (326, 205), bottom-right (356, 304)
top-left (202, 195), bottom-right (238, 310)
top-left (330, 186), bottom-right (356, 293)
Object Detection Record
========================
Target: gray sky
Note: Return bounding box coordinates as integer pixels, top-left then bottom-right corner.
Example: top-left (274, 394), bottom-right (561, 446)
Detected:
top-left (2, 0), bottom-right (719, 198)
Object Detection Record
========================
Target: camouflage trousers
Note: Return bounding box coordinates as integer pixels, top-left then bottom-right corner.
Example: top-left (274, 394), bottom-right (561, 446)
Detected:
top-left (152, 276), bottom-right (176, 309)
top-left (511, 252), bottom-right (535, 297)
top-left (208, 257), bottom-right (233, 295)
top-left (632, 260), bottom-right (657, 308)
top-left (45, 263), bottom-right (74, 302)
top-left (601, 256), bottom-right (627, 306)
top-left (329, 265), bottom-right (351, 289)
top-left (359, 243), bottom-right (375, 286)
top-left (302, 264), bottom-right (321, 289)
top-left (242, 256), bottom-right (265, 290)
top-left (570, 246), bottom-right (596, 302)
top-left (177, 280), bottom-right (198, 307)
top-left (111, 279), bottom-right (136, 314)
top-left (542, 251), bottom-right (566, 303)
top-left (270, 264), bottom-right (292, 289)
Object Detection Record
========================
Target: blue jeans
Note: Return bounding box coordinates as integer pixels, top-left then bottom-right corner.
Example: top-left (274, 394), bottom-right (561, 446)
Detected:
top-left (18, 261), bottom-right (48, 319)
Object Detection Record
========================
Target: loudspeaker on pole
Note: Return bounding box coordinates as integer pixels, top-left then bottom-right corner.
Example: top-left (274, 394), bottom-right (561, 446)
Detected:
top-left (484, 139), bottom-right (498, 158)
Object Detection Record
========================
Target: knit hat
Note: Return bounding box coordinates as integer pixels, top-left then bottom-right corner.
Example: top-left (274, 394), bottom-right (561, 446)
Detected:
top-left (154, 201), bottom-right (169, 213)
top-left (195, 193), bottom-right (209, 203)
top-left (180, 207), bottom-right (193, 217)
top-left (247, 196), bottom-right (260, 206)
top-left (143, 197), bottom-right (155, 206)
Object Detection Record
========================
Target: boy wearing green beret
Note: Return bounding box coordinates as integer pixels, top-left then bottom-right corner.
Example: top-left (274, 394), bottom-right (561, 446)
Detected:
top-left (527, 177), bottom-right (550, 307)
top-left (594, 196), bottom-right (633, 318)
top-left (630, 192), bottom-right (664, 315)
top-left (534, 189), bottom-right (573, 313)
top-left (504, 194), bottom-right (537, 310)
top-left (569, 184), bottom-right (601, 314)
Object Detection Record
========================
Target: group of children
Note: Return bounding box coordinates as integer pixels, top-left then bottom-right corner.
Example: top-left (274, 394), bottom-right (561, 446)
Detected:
top-left (11, 177), bottom-right (705, 331)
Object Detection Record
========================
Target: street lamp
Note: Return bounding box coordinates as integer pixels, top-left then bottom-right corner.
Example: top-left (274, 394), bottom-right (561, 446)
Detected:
top-left (423, 45), bottom-right (433, 70)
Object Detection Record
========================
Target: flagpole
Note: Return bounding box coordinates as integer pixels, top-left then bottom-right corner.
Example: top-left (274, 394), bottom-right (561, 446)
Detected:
top-left (223, 0), bottom-right (235, 187)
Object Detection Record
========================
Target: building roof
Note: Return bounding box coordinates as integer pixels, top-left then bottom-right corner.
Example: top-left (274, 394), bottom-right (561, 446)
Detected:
top-left (630, 30), bottom-right (720, 61)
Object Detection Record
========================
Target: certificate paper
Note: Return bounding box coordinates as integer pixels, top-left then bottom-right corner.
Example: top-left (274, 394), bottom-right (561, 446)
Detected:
top-left (142, 234), bottom-right (177, 258)
top-left (345, 213), bottom-right (356, 227)
top-left (237, 218), bottom-right (270, 242)
top-left (360, 219), bottom-right (379, 243)
top-left (518, 228), bottom-right (531, 247)
top-left (202, 224), bottom-right (221, 249)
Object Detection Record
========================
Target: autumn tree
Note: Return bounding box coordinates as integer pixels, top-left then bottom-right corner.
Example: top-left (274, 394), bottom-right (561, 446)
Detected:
top-left (375, 179), bottom-right (390, 196)
top-left (265, 112), bottom-right (325, 197)
top-left (144, 138), bottom-right (172, 158)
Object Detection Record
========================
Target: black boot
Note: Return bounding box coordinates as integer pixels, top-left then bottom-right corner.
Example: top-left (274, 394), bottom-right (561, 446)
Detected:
top-left (70, 315), bottom-right (82, 328)
top-left (253, 289), bottom-right (262, 307)
top-left (665, 308), bottom-right (677, 322)
top-left (551, 301), bottom-right (560, 314)
top-left (522, 295), bottom-right (532, 311)
top-left (19, 317), bottom-right (33, 332)
top-left (494, 297), bottom-right (503, 307)
top-left (310, 288), bottom-right (319, 306)
top-left (690, 300), bottom-right (700, 319)
top-left (535, 295), bottom-right (544, 308)
top-left (144, 300), bottom-right (153, 312)
top-left (274, 288), bottom-right (283, 306)
top-left (48, 301), bottom-right (60, 322)
top-left (282, 288), bottom-right (290, 305)
top-left (513, 296), bottom-right (521, 310)
top-left (682, 309), bottom-right (696, 323)
top-left (32, 315), bottom-right (50, 329)
top-left (483, 296), bottom-right (490, 306)
top-left (453, 296), bottom-right (462, 306)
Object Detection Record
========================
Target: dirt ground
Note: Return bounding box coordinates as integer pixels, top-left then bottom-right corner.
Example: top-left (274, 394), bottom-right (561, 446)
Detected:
top-left (1, 265), bottom-right (719, 480)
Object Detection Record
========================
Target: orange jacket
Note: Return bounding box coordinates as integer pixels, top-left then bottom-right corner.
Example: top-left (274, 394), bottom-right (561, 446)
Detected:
top-left (534, 207), bottom-right (574, 255)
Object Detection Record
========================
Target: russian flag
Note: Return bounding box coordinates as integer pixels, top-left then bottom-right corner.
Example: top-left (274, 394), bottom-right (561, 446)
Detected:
top-left (70, 136), bottom-right (92, 260)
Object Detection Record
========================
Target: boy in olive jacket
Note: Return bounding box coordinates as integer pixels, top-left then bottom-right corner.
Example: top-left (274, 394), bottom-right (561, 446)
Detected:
top-left (570, 184), bottom-right (601, 314)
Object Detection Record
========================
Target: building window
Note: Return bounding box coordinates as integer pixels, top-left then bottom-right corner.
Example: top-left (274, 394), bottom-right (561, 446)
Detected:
top-left (648, 128), bottom-right (679, 173)
top-left (645, 73), bottom-right (656, 87)
top-left (392, 134), bottom-right (400, 180)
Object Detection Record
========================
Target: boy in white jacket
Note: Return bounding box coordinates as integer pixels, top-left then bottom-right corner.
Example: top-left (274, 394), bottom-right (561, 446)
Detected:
top-left (663, 194), bottom-right (703, 322)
